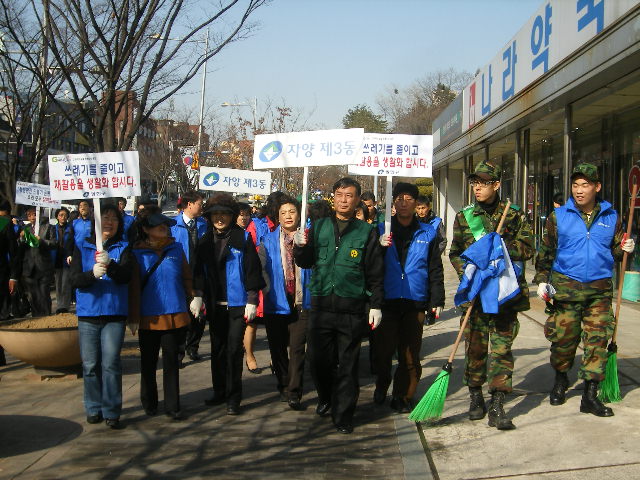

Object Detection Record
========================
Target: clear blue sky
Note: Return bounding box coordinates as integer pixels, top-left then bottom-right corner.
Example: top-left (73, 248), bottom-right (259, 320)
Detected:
top-left (177, 0), bottom-right (543, 130)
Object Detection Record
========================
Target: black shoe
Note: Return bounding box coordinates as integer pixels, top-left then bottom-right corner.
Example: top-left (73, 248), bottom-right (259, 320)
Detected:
top-left (204, 395), bottom-right (225, 406)
top-left (144, 407), bottom-right (157, 416)
top-left (86, 413), bottom-right (103, 424)
top-left (288, 399), bottom-right (303, 411)
top-left (178, 359), bottom-right (185, 369)
top-left (278, 390), bottom-right (288, 402)
top-left (226, 405), bottom-right (240, 416)
top-left (373, 389), bottom-right (386, 405)
top-left (550, 370), bottom-right (569, 406)
top-left (487, 392), bottom-right (515, 430)
top-left (580, 380), bottom-right (614, 417)
top-left (56, 308), bottom-right (68, 314)
top-left (390, 397), bottom-right (411, 414)
top-left (468, 387), bottom-right (487, 420)
top-left (165, 410), bottom-right (183, 421)
top-left (315, 402), bottom-right (331, 416)
top-left (246, 361), bottom-right (262, 374)
top-left (335, 423), bottom-right (353, 434)
top-left (188, 350), bottom-right (201, 361)
top-left (105, 418), bottom-right (121, 429)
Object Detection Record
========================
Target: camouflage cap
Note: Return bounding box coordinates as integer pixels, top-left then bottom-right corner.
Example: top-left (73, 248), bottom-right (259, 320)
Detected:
top-left (469, 161), bottom-right (501, 181)
top-left (571, 163), bottom-right (599, 183)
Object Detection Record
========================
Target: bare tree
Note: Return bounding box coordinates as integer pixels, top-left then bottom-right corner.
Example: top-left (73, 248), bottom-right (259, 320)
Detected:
top-left (0, 0), bottom-right (269, 198)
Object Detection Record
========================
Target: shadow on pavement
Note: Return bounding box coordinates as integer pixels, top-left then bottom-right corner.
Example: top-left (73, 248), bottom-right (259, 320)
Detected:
top-left (0, 415), bottom-right (83, 458)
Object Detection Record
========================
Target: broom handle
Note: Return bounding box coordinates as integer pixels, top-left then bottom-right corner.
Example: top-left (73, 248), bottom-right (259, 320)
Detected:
top-left (612, 182), bottom-right (638, 343)
top-left (447, 199), bottom-right (512, 364)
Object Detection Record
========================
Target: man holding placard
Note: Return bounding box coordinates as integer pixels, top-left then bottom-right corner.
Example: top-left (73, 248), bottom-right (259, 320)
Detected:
top-left (294, 177), bottom-right (384, 434)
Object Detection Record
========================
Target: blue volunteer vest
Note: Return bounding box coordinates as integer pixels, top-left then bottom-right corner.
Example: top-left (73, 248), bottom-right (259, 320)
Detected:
top-left (552, 198), bottom-right (617, 283)
top-left (73, 217), bottom-right (92, 245)
top-left (50, 223), bottom-right (72, 265)
top-left (428, 216), bottom-right (442, 231)
top-left (378, 222), bottom-right (436, 302)
top-left (133, 241), bottom-right (188, 316)
top-left (75, 239), bottom-right (129, 317)
top-left (262, 226), bottom-right (311, 314)
top-left (170, 215), bottom-right (208, 263)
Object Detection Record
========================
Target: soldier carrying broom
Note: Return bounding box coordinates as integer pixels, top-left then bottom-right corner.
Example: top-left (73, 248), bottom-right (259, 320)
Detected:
top-left (534, 163), bottom-right (634, 417)
top-left (449, 161), bottom-right (534, 430)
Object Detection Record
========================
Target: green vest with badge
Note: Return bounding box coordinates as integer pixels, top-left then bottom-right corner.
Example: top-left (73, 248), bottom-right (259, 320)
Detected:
top-left (309, 217), bottom-right (372, 299)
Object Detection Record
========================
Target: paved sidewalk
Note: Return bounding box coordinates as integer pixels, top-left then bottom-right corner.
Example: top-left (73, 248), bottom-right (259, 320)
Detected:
top-left (1, 261), bottom-right (639, 479)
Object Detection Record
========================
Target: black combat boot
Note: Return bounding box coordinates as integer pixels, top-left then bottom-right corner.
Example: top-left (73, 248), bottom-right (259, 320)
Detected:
top-left (580, 380), bottom-right (614, 417)
top-left (549, 370), bottom-right (569, 406)
top-left (487, 391), bottom-right (515, 430)
top-left (468, 386), bottom-right (486, 420)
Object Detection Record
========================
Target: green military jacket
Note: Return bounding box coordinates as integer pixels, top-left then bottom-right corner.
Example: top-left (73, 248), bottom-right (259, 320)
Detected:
top-left (449, 200), bottom-right (535, 312)
top-left (309, 216), bottom-right (373, 299)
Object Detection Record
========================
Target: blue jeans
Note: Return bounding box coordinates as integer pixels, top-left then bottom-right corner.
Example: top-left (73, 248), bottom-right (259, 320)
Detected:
top-left (78, 318), bottom-right (126, 419)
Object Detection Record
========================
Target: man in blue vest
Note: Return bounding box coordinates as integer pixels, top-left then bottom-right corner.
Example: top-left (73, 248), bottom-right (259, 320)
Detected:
top-left (374, 183), bottom-right (445, 413)
top-left (67, 200), bottom-right (93, 261)
top-left (534, 163), bottom-right (633, 417)
top-left (116, 198), bottom-right (135, 241)
top-left (294, 177), bottom-right (384, 434)
top-left (450, 161), bottom-right (534, 430)
top-left (171, 191), bottom-right (207, 362)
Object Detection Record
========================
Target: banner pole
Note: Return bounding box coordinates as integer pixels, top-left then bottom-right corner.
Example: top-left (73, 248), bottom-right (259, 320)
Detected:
top-left (373, 175), bottom-right (379, 203)
top-left (384, 175), bottom-right (393, 235)
top-left (93, 198), bottom-right (103, 252)
top-left (301, 166), bottom-right (309, 227)
top-left (34, 207), bottom-right (40, 236)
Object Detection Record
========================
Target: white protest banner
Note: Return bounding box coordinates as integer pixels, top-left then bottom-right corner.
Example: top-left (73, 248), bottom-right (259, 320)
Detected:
top-left (348, 133), bottom-right (432, 177)
top-left (199, 166), bottom-right (271, 196)
top-left (253, 128), bottom-right (364, 169)
top-left (15, 181), bottom-right (61, 209)
top-left (48, 151), bottom-right (141, 200)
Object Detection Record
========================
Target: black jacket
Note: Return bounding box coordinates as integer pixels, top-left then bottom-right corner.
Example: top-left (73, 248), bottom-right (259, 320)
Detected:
top-left (0, 215), bottom-right (20, 280)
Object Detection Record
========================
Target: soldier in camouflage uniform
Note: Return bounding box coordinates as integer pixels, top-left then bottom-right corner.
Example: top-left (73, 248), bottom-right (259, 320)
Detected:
top-left (534, 163), bottom-right (633, 417)
top-left (450, 161), bottom-right (534, 430)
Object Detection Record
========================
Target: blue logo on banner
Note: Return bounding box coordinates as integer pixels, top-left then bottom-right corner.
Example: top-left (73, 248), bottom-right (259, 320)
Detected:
top-left (203, 172), bottom-right (220, 187)
top-left (259, 141), bottom-right (283, 163)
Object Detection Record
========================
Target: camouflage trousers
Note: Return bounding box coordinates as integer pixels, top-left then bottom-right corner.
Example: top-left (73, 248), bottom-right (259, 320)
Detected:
top-left (545, 291), bottom-right (614, 382)
top-left (463, 310), bottom-right (519, 393)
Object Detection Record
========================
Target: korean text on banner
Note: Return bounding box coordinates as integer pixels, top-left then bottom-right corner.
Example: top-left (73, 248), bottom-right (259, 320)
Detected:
top-left (199, 166), bottom-right (271, 195)
top-left (252, 128), bottom-right (365, 169)
top-left (15, 181), bottom-right (61, 208)
top-left (348, 133), bottom-right (432, 177)
top-left (48, 151), bottom-right (141, 200)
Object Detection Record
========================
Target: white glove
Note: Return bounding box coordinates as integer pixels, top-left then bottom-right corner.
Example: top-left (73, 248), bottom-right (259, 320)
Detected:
top-left (244, 304), bottom-right (257, 322)
top-left (536, 282), bottom-right (555, 302)
top-left (431, 306), bottom-right (442, 319)
top-left (368, 308), bottom-right (382, 330)
top-left (294, 227), bottom-right (307, 247)
top-left (66, 256), bottom-right (73, 266)
top-left (621, 236), bottom-right (635, 253)
top-left (379, 233), bottom-right (392, 247)
top-left (95, 251), bottom-right (110, 265)
top-left (189, 297), bottom-right (203, 317)
top-left (92, 262), bottom-right (107, 279)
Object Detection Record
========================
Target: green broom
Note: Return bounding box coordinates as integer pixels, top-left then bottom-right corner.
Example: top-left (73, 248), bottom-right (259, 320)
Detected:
top-left (599, 182), bottom-right (637, 403)
top-left (409, 200), bottom-right (511, 422)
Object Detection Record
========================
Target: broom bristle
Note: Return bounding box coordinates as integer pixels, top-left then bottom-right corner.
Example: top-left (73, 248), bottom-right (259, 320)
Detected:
top-left (599, 351), bottom-right (621, 403)
top-left (408, 366), bottom-right (451, 422)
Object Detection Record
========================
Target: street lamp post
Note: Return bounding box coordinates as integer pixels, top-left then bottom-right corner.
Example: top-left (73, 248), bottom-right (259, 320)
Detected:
top-left (221, 96), bottom-right (258, 132)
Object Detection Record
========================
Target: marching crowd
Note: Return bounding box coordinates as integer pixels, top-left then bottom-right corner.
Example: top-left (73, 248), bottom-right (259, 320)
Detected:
top-left (0, 160), bottom-right (635, 435)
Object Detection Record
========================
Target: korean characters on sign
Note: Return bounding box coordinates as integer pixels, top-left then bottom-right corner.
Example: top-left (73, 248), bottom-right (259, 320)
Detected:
top-left (15, 182), bottom-right (61, 209)
top-left (199, 166), bottom-right (271, 196)
top-left (252, 128), bottom-right (364, 169)
top-left (48, 151), bottom-right (141, 200)
top-left (348, 134), bottom-right (433, 178)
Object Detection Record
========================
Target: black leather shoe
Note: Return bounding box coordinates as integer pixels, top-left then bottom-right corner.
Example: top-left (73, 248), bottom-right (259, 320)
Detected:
top-left (204, 395), bottom-right (225, 406)
top-left (246, 361), bottom-right (262, 374)
top-left (165, 410), bottom-right (183, 421)
top-left (315, 402), bottom-right (331, 416)
top-left (550, 370), bottom-right (569, 406)
top-left (580, 380), bottom-right (614, 417)
top-left (188, 350), bottom-right (201, 361)
top-left (390, 397), bottom-right (411, 413)
top-left (288, 399), bottom-right (303, 411)
top-left (226, 405), bottom-right (240, 416)
top-left (105, 418), bottom-right (121, 429)
top-left (144, 408), bottom-right (157, 416)
top-left (335, 423), bottom-right (353, 434)
top-left (373, 389), bottom-right (386, 405)
top-left (86, 413), bottom-right (103, 424)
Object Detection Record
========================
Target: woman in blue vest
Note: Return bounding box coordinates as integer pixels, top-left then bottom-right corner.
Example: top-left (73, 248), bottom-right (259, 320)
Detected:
top-left (45, 207), bottom-right (73, 313)
top-left (259, 195), bottom-right (311, 410)
top-left (194, 193), bottom-right (265, 415)
top-left (129, 205), bottom-right (196, 421)
top-left (70, 203), bottom-right (132, 429)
